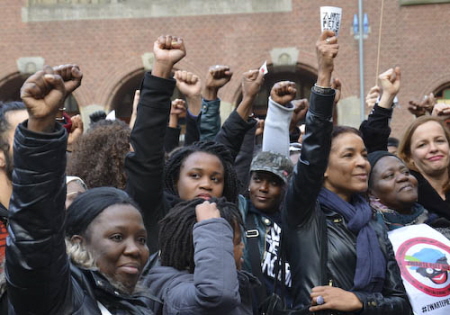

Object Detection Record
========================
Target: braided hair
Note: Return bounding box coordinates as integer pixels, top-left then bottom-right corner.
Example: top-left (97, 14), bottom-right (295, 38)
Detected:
top-left (164, 141), bottom-right (240, 203)
top-left (158, 197), bottom-right (243, 273)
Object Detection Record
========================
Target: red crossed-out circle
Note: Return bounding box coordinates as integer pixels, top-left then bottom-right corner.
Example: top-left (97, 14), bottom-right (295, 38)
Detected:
top-left (396, 237), bottom-right (450, 297)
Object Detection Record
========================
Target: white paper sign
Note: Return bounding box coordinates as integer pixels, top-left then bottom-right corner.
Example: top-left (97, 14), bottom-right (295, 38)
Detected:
top-left (320, 6), bottom-right (342, 37)
top-left (259, 61), bottom-right (268, 75)
top-left (388, 224), bottom-right (450, 315)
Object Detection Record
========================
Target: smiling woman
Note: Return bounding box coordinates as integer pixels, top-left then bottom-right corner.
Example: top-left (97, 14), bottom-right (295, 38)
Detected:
top-left (66, 188), bottom-right (149, 295)
top-left (398, 116), bottom-right (450, 221)
top-left (368, 150), bottom-right (450, 239)
top-left (284, 125), bottom-right (412, 314)
top-left (6, 65), bottom-right (155, 314)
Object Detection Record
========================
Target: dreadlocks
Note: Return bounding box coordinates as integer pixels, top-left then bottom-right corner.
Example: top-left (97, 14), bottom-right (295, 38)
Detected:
top-left (164, 141), bottom-right (240, 203)
top-left (158, 197), bottom-right (243, 273)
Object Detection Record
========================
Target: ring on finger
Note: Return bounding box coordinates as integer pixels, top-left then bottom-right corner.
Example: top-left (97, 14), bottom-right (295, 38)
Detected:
top-left (326, 38), bottom-right (331, 43)
top-left (316, 295), bottom-right (325, 305)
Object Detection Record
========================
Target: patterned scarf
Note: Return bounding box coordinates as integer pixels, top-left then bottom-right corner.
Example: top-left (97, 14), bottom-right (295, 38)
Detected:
top-left (370, 196), bottom-right (429, 231)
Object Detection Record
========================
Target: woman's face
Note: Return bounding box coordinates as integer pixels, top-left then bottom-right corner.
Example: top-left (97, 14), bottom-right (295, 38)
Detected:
top-left (83, 204), bottom-right (149, 294)
top-left (248, 171), bottom-right (284, 213)
top-left (370, 156), bottom-right (418, 212)
top-left (177, 152), bottom-right (225, 200)
top-left (324, 132), bottom-right (370, 201)
top-left (410, 121), bottom-right (450, 178)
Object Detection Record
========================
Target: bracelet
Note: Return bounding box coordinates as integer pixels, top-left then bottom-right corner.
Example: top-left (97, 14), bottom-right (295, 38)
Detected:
top-left (313, 83), bottom-right (333, 95)
top-left (314, 83), bottom-right (331, 89)
top-left (58, 107), bottom-right (66, 111)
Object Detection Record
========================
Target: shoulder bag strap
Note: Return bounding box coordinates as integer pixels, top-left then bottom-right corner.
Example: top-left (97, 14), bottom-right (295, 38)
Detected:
top-left (245, 213), bottom-right (267, 302)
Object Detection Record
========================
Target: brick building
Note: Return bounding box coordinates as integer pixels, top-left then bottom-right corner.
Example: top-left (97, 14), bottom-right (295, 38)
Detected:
top-left (1, 0), bottom-right (449, 138)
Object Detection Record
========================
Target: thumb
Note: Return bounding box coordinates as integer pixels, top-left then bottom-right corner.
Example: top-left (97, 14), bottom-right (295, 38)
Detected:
top-left (44, 74), bottom-right (66, 94)
top-left (255, 70), bottom-right (265, 85)
top-left (394, 66), bottom-right (401, 80)
top-left (71, 66), bottom-right (83, 80)
top-left (378, 68), bottom-right (393, 81)
top-left (320, 30), bottom-right (335, 41)
top-left (331, 78), bottom-right (341, 90)
top-left (245, 69), bottom-right (259, 80)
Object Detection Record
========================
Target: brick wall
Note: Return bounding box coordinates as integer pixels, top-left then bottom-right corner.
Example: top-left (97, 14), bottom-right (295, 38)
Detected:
top-left (1, 0), bottom-right (450, 138)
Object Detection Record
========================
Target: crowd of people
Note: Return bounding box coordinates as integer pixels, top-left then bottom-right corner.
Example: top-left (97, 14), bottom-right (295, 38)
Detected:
top-left (0, 29), bottom-right (450, 315)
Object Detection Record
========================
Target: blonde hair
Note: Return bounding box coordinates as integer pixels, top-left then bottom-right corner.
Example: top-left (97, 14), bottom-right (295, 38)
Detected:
top-left (65, 238), bottom-right (96, 270)
top-left (398, 115), bottom-right (450, 193)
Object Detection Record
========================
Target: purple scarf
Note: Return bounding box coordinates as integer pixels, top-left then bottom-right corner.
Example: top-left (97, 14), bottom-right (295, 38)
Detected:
top-left (318, 188), bottom-right (386, 293)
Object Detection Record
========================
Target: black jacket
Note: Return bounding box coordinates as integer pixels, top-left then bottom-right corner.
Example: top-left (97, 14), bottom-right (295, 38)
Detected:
top-left (7, 122), bottom-right (154, 314)
top-left (125, 73), bottom-right (176, 254)
top-left (359, 104), bottom-right (393, 153)
top-left (0, 202), bottom-right (7, 315)
top-left (283, 92), bottom-right (412, 314)
top-left (411, 169), bottom-right (450, 220)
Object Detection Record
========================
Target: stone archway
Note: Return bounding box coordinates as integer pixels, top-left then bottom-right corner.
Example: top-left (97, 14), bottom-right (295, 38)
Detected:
top-left (0, 72), bottom-right (79, 114)
top-left (434, 84), bottom-right (450, 101)
top-left (108, 70), bottom-right (145, 124)
top-left (0, 73), bottom-right (26, 102)
top-left (108, 69), bottom-right (185, 124)
top-left (235, 64), bottom-right (317, 118)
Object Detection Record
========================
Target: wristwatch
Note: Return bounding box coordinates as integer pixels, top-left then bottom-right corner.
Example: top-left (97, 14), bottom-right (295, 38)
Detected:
top-left (313, 83), bottom-right (334, 95)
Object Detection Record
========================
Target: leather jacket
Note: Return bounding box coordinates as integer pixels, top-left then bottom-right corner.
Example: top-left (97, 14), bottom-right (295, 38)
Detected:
top-left (7, 123), bottom-right (154, 314)
top-left (125, 73), bottom-right (176, 254)
top-left (282, 91), bottom-right (412, 314)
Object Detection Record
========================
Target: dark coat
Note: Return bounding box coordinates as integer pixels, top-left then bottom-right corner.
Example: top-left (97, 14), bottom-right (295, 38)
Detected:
top-left (125, 73), bottom-right (176, 254)
top-left (6, 123), bottom-right (154, 315)
top-left (359, 104), bottom-right (393, 153)
top-left (412, 170), bottom-right (450, 221)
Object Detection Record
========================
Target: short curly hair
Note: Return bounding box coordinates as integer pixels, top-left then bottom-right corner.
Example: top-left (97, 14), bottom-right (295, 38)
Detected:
top-left (67, 119), bottom-right (131, 190)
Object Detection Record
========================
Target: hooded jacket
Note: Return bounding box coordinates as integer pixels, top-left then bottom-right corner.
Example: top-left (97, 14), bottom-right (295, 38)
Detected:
top-left (143, 218), bottom-right (256, 314)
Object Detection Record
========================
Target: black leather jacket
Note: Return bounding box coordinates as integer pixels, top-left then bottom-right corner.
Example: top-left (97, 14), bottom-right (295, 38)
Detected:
top-left (6, 123), bottom-right (154, 314)
top-left (282, 91), bottom-right (412, 315)
top-left (125, 73), bottom-right (176, 254)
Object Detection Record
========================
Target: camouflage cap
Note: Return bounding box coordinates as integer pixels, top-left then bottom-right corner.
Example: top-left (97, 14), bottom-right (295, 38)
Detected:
top-left (250, 151), bottom-right (294, 184)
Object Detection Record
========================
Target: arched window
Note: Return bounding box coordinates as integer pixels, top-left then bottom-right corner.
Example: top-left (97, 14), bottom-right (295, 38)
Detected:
top-left (435, 85), bottom-right (450, 101)
top-left (109, 70), bottom-right (144, 124)
top-left (235, 65), bottom-right (316, 118)
top-left (109, 70), bottom-right (184, 124)
top-left (0, 72), bottom-right (79, 114)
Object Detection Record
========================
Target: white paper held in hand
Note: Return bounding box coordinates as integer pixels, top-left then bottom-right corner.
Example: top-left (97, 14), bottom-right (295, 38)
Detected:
top-left (320, 6), bottom-right (342, 37)
top-left (259, 61), bottom-right (268, 75)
